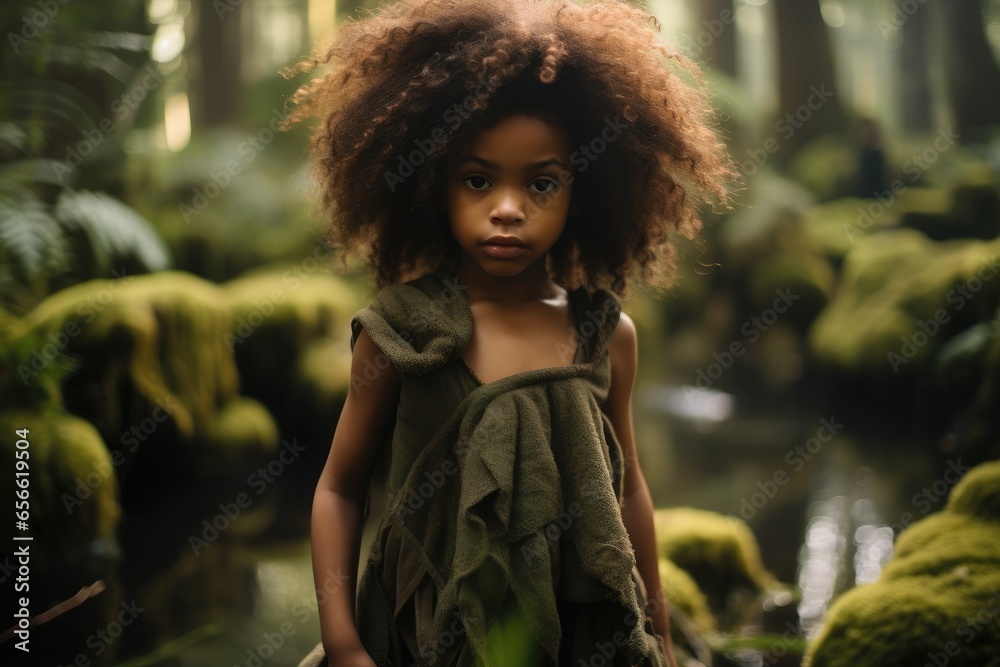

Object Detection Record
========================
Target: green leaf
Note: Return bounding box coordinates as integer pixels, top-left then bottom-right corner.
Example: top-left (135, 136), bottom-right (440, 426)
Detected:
top-left (54, 189), bottom-right (170, 273)
top-left (0, 193), bottom-right (69, 281)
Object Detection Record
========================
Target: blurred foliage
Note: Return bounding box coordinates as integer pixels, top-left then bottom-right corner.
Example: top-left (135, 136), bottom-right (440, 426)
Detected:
top-left (125, 125), bottom-right (319, 284)
top-left (0, 0), bottom-right (168, 314)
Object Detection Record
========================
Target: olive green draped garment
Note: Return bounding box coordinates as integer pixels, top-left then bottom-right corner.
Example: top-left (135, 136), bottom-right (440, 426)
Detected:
top-left (301, 269), bottom-right (666, 667)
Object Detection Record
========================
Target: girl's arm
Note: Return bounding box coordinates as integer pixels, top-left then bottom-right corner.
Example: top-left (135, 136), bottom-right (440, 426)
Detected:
top-left (312, 327), bottom-right (401, 665)
top-left (605, 313), bottom-right (679, 667)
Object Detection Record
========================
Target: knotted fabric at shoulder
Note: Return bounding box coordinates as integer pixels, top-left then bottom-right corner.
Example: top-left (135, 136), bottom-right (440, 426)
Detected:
top-left (350, 271), bottom-right (472, 375)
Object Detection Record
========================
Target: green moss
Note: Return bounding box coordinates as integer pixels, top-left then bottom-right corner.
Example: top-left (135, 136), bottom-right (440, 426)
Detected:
top-left (748, 251), bottom-right (834, 325)
top-left (658, 557), bottom-right (716, 635)
top-left (808, 231), bottom-right (1000, 374)
top-left (225, 267), bottom-right (361, 338)
top-left (803, 198), bottom-right (879, 258)
top-left (947, 459), bottom-right (1000, 522)
top-left (837, 229), bottom-right (931, 298)
top-left (21, 271), bottom-right (239, 438)
top-left (787, 135), bottom-right (858, 202)
top-left (653, 508), bottom-right (777, 624)
top-left (794, 188), bottom-right (952, 258)
top-left (298, 338), bottom-right (355, 404)
top-left (805, 461), bottom-right (1000, 667)
top-left (0, 410), bottom-right (119, 571)
top-left (223, 267), bottom-right (364, 420)
top-left (882, 513), bottom-right (1000, 580)
top-left (201, 397), bottom-right (280, 464)
top-left (892, 187), bottom-right (954, 217)
top-left (805, 569), bottom-right (1000, 667)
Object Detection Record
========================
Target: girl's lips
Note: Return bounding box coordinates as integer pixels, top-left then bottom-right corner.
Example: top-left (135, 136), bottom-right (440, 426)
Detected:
top-left (482, 243), bottom-right (528, 259)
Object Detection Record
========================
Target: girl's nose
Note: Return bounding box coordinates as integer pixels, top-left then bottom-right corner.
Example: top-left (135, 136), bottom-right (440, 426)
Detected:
top-left (489, 188), bottom-right (526, 225)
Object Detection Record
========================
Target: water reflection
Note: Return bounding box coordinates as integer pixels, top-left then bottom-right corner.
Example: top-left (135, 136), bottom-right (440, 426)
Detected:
top-left (851, 498), bottom-right (894, 586)
top-left (796, 495), bottom-right (849, 638)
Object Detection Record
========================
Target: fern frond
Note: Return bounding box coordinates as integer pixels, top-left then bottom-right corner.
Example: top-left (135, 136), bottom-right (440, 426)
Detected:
top-left (54, 189), bottom-right (170, 274)
top-left (0, 193), bottom-right (69, 281)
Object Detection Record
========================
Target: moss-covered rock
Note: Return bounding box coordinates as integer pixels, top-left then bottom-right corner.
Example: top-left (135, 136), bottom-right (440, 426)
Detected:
top-left (0, 410), bottom-right (119, 571)
top-left (804, 461), bottom-right (1000, 667)
top-left (658, 557), bottom-right (716, 636)
top-left (716, 173), bottom-right (836, 335)
top-left (808, 230), bottom-right (1000, 376)
top-left (654, 508), bottom-right (778, 628)
top-left (201, 397), bottom-right (280, 465)
top-left (223, 267), bottom-right (364, 431)
top-left (947, 459), bottom-right (1000, 522)
top-left (0, 413), bottom-right (126, 667)
top-left (11, 271), bottom-right (280, 480)
top-left (297, 337), bottom-right (356, 407)
top-left (18, 272), bottom-right (237, 434)
top-left (218, 267), bottom-right (365, 537)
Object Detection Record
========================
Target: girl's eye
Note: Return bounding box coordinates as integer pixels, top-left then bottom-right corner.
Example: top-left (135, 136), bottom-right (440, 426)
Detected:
top-left (528, 178), bottom-right (558, 195)
top-left (463, 175), bottom-right (492, 191)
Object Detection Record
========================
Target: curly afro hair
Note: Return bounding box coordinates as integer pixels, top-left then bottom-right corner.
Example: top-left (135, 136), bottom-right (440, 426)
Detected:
top-left (285, 0), bottom-right (735, 294)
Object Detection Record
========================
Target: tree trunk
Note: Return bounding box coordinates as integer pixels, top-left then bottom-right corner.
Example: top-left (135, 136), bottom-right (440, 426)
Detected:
top-left (938, 0), bottom-right (1000, 140)
top-left (694, 0), bottom-right (737, 77)
top-left (191, 0), bottom-right (244, 130)
top-left (772, 0), bottom-right (846, 154)
top-left (896, 1), bottom-right (934, 133)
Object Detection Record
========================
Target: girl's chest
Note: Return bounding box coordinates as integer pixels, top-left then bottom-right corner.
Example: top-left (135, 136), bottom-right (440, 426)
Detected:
top-left (461, 300), bottom-right (580, 384)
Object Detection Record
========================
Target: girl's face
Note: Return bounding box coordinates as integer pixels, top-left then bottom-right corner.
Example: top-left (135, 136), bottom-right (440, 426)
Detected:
top-left (446, 113), bottom-right (574, 281)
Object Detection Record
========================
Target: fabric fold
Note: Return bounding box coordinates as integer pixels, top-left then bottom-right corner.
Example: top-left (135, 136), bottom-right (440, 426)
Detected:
top-left (344, 270), bottom-right (662, 666)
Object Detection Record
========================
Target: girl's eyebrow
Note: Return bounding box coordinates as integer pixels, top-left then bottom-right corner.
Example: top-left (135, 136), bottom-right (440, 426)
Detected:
top-left (456, 156), bottom-right (570, 172)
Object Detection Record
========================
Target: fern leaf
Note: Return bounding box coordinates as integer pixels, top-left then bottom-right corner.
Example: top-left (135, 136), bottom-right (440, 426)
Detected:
top-left (0, 194), bottom-right (69, 281)
top-left (54, 189), bottom-right (170, 274)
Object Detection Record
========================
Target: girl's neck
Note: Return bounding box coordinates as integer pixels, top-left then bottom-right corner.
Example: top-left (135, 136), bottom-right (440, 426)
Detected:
top-left (454, 255), bottom-right (562, 304)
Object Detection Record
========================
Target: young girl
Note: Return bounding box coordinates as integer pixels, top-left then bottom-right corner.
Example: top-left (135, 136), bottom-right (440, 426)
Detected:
top-left (287, 1), bottom-right (733, 664)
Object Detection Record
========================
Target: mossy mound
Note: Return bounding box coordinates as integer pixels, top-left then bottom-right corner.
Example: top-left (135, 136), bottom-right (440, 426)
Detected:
top-left (0, 410), bottom-right (118, 572)
top-left (297, 337), bottom-right (355, 405)
top-left (802, 188), bottom-right (953, 258)
top-left (947, 459), bottom-right (1000, 523)
top-left (14, 271), bottom-right (280, 474)
top-left (815, 187), bottom-right (954, 249)
top-left (786, 134), bottom-right (860, 202)
top-left (658, 557), bottom-right (716, 636)
top-left (0, 409), bottom-right (125, 666)
top-left (201, 396), bottom-right (280, 465)
top-left (805, 462), bottom-right (1000, 667)
top-left (20, 271), bottom-right (237, 435)
top-left (747, 250), bottom-right (835, 329)
top-left (653, 508), bottom-right (777, 627)
top-left (808, 230), bottom-right (1000, 375)
top-left (224, 267), bottom-right (363, 426)
top-left (717, 173), bottom-right (835, 333)
top-left (225, 266), bottom-right (360, 345)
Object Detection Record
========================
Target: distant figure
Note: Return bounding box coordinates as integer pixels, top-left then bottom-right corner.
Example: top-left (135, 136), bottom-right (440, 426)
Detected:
top-left (857, 118), bottom-right (887, 198)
